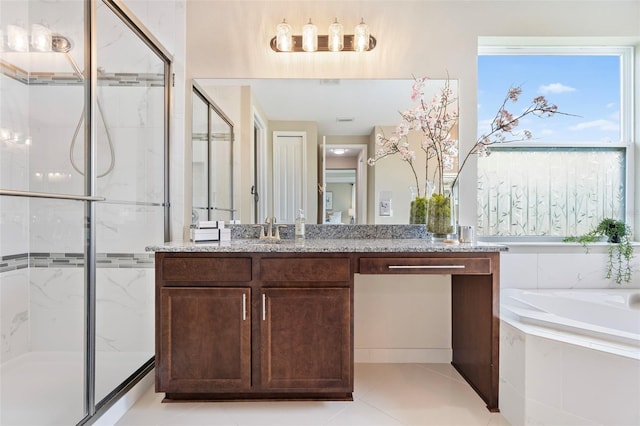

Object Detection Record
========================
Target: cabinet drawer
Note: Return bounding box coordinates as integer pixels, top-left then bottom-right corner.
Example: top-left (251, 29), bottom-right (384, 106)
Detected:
top-left (161, 257), bottom-right (252, 282)
top-left (359, 257), bottom-right (491, 275)
top-left (260, 258), bottom-right (350, 282)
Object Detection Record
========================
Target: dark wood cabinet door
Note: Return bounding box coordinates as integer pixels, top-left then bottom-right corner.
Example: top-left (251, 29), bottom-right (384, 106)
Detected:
top-left (260, 287), bottom-right (351, 391)
top-left (157, 287), bottom-right (251, 393)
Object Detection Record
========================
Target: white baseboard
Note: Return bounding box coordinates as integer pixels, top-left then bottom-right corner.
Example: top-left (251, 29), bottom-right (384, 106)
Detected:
top-left (355, 348), bottom-right (452, 363)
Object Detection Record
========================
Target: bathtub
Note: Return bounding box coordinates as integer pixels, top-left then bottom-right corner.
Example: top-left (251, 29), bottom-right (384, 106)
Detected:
top-left (500, 289), bottom-right (640, 426)
top-left (501, 288), bottom-right (640, 358)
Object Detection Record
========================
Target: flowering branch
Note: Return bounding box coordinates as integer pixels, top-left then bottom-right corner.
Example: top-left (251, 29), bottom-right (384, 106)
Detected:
top-left (368, 76), bottom-right (575, 199)
top-left (368, 76), bottom-right (458, 197)
top-left (450, 87), bottom-right (574, 190)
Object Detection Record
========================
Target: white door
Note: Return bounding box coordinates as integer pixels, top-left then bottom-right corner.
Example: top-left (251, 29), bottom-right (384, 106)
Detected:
top-left (273, 131), bottom-right (306, 224)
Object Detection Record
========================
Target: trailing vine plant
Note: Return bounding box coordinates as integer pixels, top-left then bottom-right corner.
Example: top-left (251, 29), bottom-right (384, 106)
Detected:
top-left (563, 218), bottom-right (634, 284)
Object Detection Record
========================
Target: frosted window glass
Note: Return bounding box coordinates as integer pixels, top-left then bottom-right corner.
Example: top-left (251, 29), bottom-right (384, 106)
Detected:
top-left (477, 149), bottom-right (625, 236)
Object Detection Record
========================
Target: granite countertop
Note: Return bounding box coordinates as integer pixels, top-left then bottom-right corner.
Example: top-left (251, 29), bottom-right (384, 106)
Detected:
top-left (146, 239), bottom-right (507, 253)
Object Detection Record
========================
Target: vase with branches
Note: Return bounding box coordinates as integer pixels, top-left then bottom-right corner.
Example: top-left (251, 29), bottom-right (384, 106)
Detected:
top-left (368, 75), bottom-right (571, 238)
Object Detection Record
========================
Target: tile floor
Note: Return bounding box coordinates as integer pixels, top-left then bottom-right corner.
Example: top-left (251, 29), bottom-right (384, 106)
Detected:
top-left (116, 363), bottom-right (510, 426)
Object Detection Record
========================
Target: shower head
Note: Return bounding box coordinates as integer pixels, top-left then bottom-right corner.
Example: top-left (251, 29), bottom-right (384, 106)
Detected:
top-left (52, 34), bottom-right (72, 53)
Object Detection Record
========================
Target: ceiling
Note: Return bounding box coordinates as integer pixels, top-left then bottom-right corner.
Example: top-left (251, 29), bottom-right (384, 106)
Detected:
top-left (197, 78), bottom-right (417, 137)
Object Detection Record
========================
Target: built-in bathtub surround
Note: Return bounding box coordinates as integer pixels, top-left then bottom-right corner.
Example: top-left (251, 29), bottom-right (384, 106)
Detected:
top-left (501, 243), bottom-right (640, 289)
top-left (500, 289), bottom-right (640, 425)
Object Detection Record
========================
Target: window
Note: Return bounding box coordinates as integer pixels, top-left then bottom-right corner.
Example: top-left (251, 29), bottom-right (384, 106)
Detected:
top-left (477, 46), bottom-right (633, 238)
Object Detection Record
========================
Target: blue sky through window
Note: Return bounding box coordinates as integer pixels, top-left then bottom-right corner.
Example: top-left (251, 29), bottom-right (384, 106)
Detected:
top-left (477, 55), bottom-right (620, 143)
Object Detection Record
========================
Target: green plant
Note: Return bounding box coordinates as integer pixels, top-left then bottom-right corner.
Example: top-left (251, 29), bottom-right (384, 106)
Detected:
top-left (563, 218), bottom-right (634, 284)
top-left (410, 196), bottom-right (427, 224)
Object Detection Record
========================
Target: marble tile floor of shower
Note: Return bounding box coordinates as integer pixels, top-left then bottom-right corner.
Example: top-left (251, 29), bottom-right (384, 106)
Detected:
top-left (117, 363), bottom-right (510, 426)
top-left (1, 351), bottom-right (152, 426)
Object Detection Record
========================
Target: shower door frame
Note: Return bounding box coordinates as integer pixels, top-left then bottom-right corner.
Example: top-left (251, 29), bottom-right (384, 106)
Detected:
top-left (80, 0), bottom-right (173, 424)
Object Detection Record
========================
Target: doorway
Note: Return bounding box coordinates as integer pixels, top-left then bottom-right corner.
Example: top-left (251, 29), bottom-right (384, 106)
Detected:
top-left (323, 144), bottom-right (368, 224)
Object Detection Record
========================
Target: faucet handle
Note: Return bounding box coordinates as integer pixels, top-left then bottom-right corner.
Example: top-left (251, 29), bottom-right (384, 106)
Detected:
top-left (275, 224), bottom-right (287, 240)
top-left (253, 224), bottom-right (266, 239)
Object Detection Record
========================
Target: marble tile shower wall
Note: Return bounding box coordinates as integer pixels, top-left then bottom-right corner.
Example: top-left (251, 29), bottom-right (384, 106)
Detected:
top-left (1, 0), bottom-right (184, 366)
top-left (24, 84), bottom-right (166, 254)
top-left (0, 253), bottom-right (155, 363)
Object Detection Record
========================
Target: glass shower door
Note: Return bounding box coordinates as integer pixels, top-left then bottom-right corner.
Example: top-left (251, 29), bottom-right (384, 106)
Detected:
top-left (93, 0), bottom-right (166, 404)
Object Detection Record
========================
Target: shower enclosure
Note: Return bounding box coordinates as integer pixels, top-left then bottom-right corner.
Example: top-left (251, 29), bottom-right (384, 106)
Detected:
top-left (0, 0), bottom-right (170, 424)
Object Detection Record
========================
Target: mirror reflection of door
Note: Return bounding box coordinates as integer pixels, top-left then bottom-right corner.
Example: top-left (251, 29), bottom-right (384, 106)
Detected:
top-left (192, 86), bottom-right (234, 224)
top-left (273, 131), bottom-right (307, 224)
top-left (323, 144), bottom-right (367, 224)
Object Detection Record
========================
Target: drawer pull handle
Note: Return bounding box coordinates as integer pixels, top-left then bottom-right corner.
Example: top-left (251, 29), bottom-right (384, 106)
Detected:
top-left (242, 293), bottom-right (247, 321)
top-left (388, 265), bottom-right (466, 269)
top-left (262, 293), bottom-right (266, 321)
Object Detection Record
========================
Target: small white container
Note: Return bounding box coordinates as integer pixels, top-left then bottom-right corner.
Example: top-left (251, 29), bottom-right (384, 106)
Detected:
top-left (458, 225), bottom-right (474, 244)
top-left (295, 209), bottom-right (305, 240)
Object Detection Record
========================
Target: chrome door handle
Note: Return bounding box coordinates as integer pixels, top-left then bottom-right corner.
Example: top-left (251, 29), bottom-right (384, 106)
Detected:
top-left (242, 293), bottom-right (247, 321)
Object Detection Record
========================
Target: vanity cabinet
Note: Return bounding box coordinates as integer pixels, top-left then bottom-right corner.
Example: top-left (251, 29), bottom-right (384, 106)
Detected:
top-left (152, 246), bottom-right (501, 411)
top-left (155, 252), bottom-right (354, 401)
top-left (259, 256), bottom-right (352, 393)
top-left (158, 287), bottom-right (251, 393)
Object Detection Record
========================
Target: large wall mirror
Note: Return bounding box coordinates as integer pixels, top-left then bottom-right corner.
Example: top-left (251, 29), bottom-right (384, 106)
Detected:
top-left (193, 78), bottom-right (457, 225)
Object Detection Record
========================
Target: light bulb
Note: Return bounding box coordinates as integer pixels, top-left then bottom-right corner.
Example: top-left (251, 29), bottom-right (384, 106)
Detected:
top-left (328, 18), bottom-right (344, 52)
top-left (353, 18), bottom-right (370, 52)
top-left (7, 24), bottom-right (28, 52)
top-left (31, 23), bottom-right (52, 52)
top-left (275, 18), bottom-right (292, 52)
top-left (302, 18), bottom-right (318, 52)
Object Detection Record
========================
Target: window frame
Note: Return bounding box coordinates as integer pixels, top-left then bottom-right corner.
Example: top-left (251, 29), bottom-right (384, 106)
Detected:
top-left (477, 45), bottom-right (635, 240)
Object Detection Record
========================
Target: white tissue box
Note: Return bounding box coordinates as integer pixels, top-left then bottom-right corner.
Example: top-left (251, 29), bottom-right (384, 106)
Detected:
top-left (197, 220), bottom-right (223, 229)
top-left (190, 228), bottom-right (220, 242)
top-left (219, 228), bottom-right (231, 241)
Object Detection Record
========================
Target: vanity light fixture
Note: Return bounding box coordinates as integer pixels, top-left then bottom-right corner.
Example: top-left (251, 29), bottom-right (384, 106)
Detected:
top-left (270, 18), bottom-right (376, 52)
top-left (3, 23), bottom-right (72, 53)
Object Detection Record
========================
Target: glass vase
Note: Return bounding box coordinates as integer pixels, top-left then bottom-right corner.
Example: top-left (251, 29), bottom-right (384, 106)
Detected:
top-left (425, 181), bottom-right (458, 241)
top-left (409, 185), bottom-right (427, 225)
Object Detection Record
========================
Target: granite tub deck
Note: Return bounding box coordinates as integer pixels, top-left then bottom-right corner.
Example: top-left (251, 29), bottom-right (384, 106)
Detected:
top-left (147, 229), bottom-right (506, 411)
